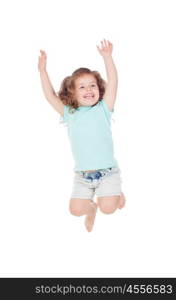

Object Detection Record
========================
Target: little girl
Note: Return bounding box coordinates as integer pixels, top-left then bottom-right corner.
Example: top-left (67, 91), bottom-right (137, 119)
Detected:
top-left (38, 39), bottom-right (126, 232)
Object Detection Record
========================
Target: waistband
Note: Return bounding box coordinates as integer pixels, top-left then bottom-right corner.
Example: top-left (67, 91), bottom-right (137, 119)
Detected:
top-left (77, 167), bottom-right (113, 181)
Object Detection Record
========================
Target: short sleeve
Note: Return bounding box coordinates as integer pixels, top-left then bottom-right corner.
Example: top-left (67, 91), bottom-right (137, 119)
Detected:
top-left (101, 99), bottom-right (114, 119)
top-left (59, 105), bottom-right (70, 126)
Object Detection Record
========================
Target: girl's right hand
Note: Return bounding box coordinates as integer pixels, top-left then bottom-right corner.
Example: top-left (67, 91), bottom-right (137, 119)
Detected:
top-left (38, 50), bottom-right (47, 71)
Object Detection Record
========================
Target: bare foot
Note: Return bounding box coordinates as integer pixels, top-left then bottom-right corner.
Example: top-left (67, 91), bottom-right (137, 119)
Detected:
top-left (85, 202), bottom-right (97, 232)
top-left (118, 192), bottom-right (126, 209)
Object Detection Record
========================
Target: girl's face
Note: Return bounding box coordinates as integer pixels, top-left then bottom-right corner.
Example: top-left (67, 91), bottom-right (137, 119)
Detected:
top-left (74, 74), bottom-right (100, 107)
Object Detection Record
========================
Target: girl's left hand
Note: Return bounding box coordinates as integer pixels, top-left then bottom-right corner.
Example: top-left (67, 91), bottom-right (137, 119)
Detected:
top-left (97, 39), bottom-right (113, 57)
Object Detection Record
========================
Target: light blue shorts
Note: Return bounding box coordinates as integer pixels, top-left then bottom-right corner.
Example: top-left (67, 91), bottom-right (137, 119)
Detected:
top-left (70, 167), bottom-right (122, 200)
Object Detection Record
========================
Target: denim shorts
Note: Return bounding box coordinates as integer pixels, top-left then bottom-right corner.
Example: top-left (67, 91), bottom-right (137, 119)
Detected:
top-left (70, 167), bottom-right (122, 200)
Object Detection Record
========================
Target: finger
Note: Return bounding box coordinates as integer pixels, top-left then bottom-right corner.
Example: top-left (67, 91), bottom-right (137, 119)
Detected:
top-left (109, 40), bottom-right (113, 47)
top-left (40, 50), bottom-right (46, 55)
top-left (97, 45), bottom-right (102, 53)
top-left (104, 39), bottom-right (108, 47)
top-left (108, 40), bottom-right (112, 47)
top-left (106, 40), bottom-right (111, 48)
top-left (101, 41), bottom-right (105, 50)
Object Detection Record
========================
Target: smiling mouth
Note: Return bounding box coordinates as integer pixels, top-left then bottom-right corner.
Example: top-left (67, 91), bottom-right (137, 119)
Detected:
top-left (84, 94), bottom-right (94, 99)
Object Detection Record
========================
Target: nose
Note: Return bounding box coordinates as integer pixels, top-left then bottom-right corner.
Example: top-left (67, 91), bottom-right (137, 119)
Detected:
top-left (86, 85), bottom-right (91, 91)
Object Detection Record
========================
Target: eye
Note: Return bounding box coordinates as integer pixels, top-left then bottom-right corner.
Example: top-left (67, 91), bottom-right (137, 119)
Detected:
top-left (91, 84), bottom-right (96, 87)
top-left (80, 86), bottom-right (84, 89)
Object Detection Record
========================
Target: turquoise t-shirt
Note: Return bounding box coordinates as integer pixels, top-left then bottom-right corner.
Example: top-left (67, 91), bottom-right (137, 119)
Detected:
top-left (60, 99), bottom-right (119, 172)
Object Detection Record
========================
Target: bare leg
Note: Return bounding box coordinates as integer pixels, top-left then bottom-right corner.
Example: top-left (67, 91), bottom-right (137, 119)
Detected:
top-left (97, 192), bottom-right (126, 214)
top-left (69, 198), bottom-right (98, 232)
top-left (84, 201), bottom-right (97, 232)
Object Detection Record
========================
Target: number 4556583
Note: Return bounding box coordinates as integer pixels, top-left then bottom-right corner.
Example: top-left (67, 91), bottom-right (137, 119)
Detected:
top-left (126, 284), bottom-right (172, 294)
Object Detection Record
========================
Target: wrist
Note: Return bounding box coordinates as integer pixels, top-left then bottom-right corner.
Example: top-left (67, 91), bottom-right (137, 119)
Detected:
top-left (102, 54), bottom-right (113, 61)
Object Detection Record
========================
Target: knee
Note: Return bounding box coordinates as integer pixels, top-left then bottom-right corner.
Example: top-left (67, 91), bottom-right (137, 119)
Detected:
top-left (69, 204), bottom-right (83, 216)
top-left (99, 203), bottom-right (117, 214)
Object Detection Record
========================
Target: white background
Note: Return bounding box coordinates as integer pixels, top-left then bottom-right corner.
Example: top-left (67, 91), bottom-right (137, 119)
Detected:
top-left (0, 0), bottom-right (176, 277)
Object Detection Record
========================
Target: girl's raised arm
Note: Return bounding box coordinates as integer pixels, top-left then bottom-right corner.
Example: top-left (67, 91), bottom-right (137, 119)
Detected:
top-left (97, 39), bottom-right (118, 111)
top-left (38, 50), bottom-right (64, 116)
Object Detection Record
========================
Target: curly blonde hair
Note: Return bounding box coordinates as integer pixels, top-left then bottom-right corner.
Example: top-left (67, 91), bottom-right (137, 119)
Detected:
top-left (57, 68), bottom-right (106, 111)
